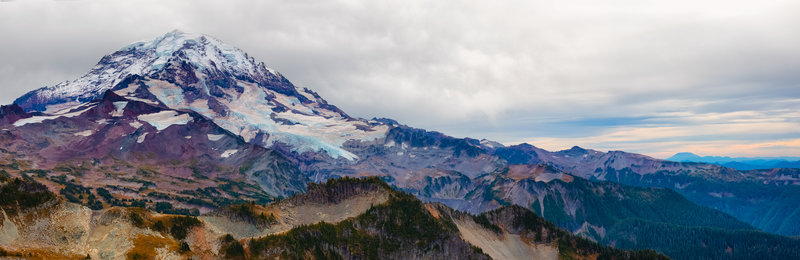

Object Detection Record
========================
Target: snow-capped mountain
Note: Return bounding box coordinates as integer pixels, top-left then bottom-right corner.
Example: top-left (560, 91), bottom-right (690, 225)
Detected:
top-left (3, 31), bottom-right (800, 258)
top-left (15, 30), bottom-right (387, 160)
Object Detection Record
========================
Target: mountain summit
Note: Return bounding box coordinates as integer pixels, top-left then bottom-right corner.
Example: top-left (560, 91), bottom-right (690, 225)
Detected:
top-left (14, 30), bottom-right (274, 111)
top-left (14, 30), bottom-right (386, 160)
top-left (16, 30), bottom-right (280, 111)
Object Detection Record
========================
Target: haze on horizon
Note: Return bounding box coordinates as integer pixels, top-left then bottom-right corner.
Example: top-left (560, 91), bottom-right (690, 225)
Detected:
top-left (1, 0), bottom-right (798, 159)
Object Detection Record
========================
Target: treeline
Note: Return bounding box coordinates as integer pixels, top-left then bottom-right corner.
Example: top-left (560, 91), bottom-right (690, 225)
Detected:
top-left (486, 205), bottom-right (667, 260)
top-left (246, 177), bottom-right (668, 259)
top-left (0, 177), bottom-right (56, 214)
top-left (608, 218), bottom-right (800, 260)
top-left (529, 176), bottom-right (753, 232)
top-left (249, 191), bottom-right (467, 259)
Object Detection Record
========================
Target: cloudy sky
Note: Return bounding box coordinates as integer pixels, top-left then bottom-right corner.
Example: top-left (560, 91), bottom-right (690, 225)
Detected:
top-left (1, 0), bottom-right (799, 158)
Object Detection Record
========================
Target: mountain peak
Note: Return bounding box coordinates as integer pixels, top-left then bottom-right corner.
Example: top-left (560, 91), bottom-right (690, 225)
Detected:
top-left (666, 152), bottom-right (704, 162)
top-left (12, 30), bottom-right (385, 161)
top-left (122, 29), bottom-right (270, 73)
top-left (569, 145), bottom-right (585, 151)
top-left (557, 145), bottom-right (589, 155)
top-left (165, 28), bottom-right (193, 37)
top-left (15, 30), bottom-right (281, 112)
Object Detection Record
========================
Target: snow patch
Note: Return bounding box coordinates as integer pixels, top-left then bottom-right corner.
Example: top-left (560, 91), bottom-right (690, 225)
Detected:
top-left (13, 106), bottom-right (94, 127)
top-left (111, 101), bottom-right (127, 117)
top-left (273, 92), bottom-right (314, 115)
top-left (221, 149), bottom-right (238, 158)
top-left (268, 109), bottom-right (389, 160)
top-left (137, 132), bottom-right (149, 143)
top-left (134, 79), bottom-right (387, 161)
top-left (299, 89), bottom-right (318, 101)
top-left (146, 80), bottom-right (185, 107)
top-left (113, 84), bottom-right (139, 96)
top-left (137, 111), bottom-right (192, 131)
top-left (44, 101), bottom-right (85, 115)
top-left (125, 96), bottom-right (159, 105)
top-left (129, 121), bottom-right (143, 129)
top-left (13, 115), bottom-right (60, 127)
top-left (74, 130), bottom-right (93, 137)
top-left (479, 139), bottom-right (504, 148)
top-left (207, 134), bottom-right (224, 141)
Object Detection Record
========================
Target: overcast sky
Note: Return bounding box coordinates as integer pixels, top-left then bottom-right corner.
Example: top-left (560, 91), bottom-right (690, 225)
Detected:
top-left (1, 0), bottom-right (799, 158)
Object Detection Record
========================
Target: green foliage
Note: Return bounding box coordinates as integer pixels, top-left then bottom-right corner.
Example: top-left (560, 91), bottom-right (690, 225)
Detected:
top-left (128, 212), bottom-right (145, 228)
top-left (322, 176), bottom-right (393, 191)
top-left (529, 177), bottom-right (752, 239)
top-left (517, 176), bottom-right (800, 259)
top-left (0, 178), bottom-right (55, 214)
top-left (0, 170), bottom-right (9, 182)
top-left (0, 160), bottom-right (20, 170)
top-left (225, 202), bottom-right (277, 226)
top-left (173, 179), bottom-right (274, 209)
top-left (250, 222), bottom-right (370, 259)
top-left (58, 181), bottom-right (89, 202)
top-left (155, 201), bottom-right (173, 211)
top-left (0, 247), bottom-right (22, 257)
top-left (608, 218), bottom-right (800, 260)
top-left (609, 167), bottom-right (800, 236)
top-left (127, 252), bottom-right (147, 260)
top-left (484, 206), bottom-right (668, 260)
top-left (168, 216), bottom-right (203, 240)
top-left (49, 175), bottom-right (103, 209)
top-left (250, 191), bottom-right (471, 259)
top-left (150, 201), bottom-right (199, 216)
top-left (219, 234), bottom-right (246, 260)
top-left (96, 187), bottom-right (113, 201)
top-left (22, 169), bottom-right (48, 178)
top-left (357, 192), bottom-right (453, 245)
top-left (472, 214), bottom-right (501, 233)
top-left (152, 220), bottom-right (165, 232)
top-left (178, 242), bottom-right (191, 254)
top-left (53, 164), bottom-right (87, 177)
top-left (238, 160), bottom-right (254, 174)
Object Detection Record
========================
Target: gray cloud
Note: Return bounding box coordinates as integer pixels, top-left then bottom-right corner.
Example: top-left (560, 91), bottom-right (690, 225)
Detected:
top-left (1, 0), bottom-right (798, 157)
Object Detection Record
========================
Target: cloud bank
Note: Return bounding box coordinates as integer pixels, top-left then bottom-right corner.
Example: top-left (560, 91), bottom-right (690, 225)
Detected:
top-left (1, 0), bottom-right (798, 158)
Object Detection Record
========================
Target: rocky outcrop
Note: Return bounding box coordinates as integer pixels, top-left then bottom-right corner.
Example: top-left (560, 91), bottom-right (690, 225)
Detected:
top-left (0, 104), bottom-right (29, 125)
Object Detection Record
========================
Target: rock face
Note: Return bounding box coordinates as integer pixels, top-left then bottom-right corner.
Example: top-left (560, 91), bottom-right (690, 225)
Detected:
top-left (0, 104), bottom-right (30, 126)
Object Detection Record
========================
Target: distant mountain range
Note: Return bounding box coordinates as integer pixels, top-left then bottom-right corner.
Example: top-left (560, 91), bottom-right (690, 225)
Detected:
top-left (1, 30), bottom-right (799, 259)
top-left (667, 152), bottom-right (800, 170)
